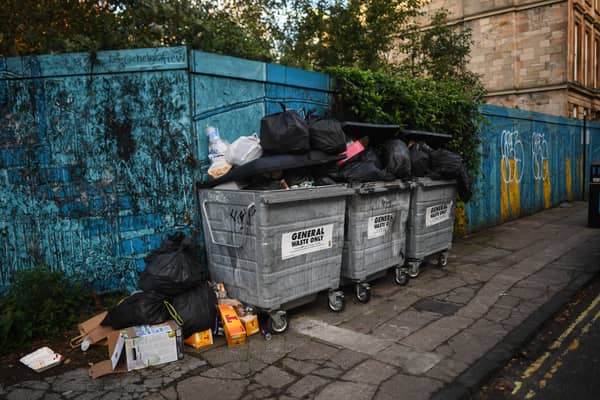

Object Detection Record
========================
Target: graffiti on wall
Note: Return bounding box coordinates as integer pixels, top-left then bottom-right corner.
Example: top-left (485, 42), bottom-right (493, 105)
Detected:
top-left (500, 129), bottom-right (525, 184)
top-left (532, 132), bottom-right (549, 181)
top-left (499, 128), bottom-right (553, 222)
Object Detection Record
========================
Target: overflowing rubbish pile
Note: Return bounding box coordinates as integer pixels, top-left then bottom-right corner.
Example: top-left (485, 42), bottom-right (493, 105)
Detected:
top-left (200, 104), bottom-right (472, 202)
top-left (59, 232), bottom-right (263, 379)
top-left (34, 106), bottom-right (474, 379)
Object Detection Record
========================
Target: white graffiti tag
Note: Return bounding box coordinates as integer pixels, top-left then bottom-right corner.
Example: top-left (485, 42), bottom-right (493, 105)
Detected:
top-left (532, 132), bottom-right (549, 181)
top-left (500, 130), bottom-right (525, 184)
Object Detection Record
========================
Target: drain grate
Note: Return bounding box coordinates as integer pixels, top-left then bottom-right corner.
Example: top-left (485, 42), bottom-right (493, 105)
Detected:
top-left (413, 299), bottom-right (461, 316)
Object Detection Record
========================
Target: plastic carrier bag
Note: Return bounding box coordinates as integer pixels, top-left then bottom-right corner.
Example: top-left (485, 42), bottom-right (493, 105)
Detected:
top-left (225, 135), bottom-right (263, 166)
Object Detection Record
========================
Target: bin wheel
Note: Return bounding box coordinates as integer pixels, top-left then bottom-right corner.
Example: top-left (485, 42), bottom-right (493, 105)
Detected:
top-left (355, 283), bottom-right (371, 303)
top-left (267, 311), bottom-right (288, 334)
top-left (408, 262), bottom-right (420, 278)
top-left (438, 253), bottom-right (448, 267)
top-left (328, 290), bottom-right (345, 313)
top-left (394, 268), bottom-right (409, 286)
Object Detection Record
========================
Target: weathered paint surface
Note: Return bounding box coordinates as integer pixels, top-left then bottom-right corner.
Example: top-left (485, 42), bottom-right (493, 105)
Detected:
top-left (3, 48), bottom-right (600, 289)
top-left (0, 48), bottom-right (333, 292)
top-left (467, 105), bottom-right (600, 232)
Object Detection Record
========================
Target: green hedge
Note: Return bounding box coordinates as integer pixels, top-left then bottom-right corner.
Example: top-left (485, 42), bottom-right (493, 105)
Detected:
top-left (328, 66), bottom-right (483, 176)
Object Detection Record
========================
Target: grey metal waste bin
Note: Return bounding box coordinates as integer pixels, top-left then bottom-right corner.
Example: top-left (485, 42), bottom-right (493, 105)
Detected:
top-left (342, 180), bottom-right (411, 302)
top-left (198, 185), bottom-right (350, 333)
top-left (401, 178), bottom-right (457, 282)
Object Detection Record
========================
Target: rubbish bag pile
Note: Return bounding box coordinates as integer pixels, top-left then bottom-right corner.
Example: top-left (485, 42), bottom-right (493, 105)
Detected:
top-left (203, 104), bottom-right (472, 202)
top-left (74, 232), bottom-right (264, 378)
top-left (407, 141), bottom-right (472, 202)
top-left (101, 232), bottom-right (217, 338)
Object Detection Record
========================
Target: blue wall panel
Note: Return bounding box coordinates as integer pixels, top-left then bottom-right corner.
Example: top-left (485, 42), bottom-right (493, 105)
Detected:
top-left (3, 46), bottom-right (599, 291)
top-left (0, 47), bottom-right (194, 292)
top-left (466, 105), bottom-right (587, 233)
top-left (1, 48), bottom-right (334, 292)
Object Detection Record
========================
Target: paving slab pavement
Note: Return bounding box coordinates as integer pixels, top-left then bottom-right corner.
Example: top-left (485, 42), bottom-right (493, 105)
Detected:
top-left (3, 202), bottom-right (600, 400)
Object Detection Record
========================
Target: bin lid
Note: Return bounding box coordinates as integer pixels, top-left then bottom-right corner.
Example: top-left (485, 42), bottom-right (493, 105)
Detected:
top-left (402, 129), bottom-right (452, 148)
top-left (341, 122), bottom-right (401, 144)
top-left (197, 151), bottom-right (343, 188)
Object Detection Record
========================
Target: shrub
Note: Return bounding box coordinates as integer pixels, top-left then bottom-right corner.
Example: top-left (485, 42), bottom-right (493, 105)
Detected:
top-left (0, 266), bottom-right (92, 353)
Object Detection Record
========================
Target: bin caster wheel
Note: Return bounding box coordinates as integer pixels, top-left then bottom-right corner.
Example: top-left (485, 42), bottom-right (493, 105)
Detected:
top-left (408, 262), bottom-right (420, 278)
top-left (355, 283), bottom-right (371, 303)
top-left (328, 290), bottom-right (345, 313)
top-left (438, 253), bottom-right (448, 267)
top-left (395, 268), bottom-right (409, 286)
top-left (267, 310), bottom-right (288, 334)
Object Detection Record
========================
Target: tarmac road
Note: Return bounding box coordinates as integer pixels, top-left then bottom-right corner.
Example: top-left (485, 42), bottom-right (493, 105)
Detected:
top-left (474, 274), bottom-right (600, 400)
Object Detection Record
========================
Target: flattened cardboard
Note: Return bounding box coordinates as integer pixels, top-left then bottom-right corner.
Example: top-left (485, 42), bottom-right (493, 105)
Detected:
top-left (89, 331), bottom-right (127, 379)
top-left (75, 311), bottom-right (114, 347)
top-left (89, 321), bottom-right (183, 379)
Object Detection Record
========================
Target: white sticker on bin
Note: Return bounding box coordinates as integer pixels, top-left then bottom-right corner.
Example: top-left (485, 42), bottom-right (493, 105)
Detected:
top-left (282, 224), bottom-right (334, 260)
top-left (425, 201), bottom-right (453, 227)
top-left (367, 213), bottom-right (394, 239)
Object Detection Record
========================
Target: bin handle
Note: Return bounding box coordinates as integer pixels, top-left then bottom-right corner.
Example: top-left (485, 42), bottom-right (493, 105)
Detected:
top-left (201, 200), bottom-right (256, 248)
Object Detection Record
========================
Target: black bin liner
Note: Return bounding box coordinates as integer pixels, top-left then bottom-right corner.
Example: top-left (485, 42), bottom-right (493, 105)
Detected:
top-left (139, 232), bottom-right (203, 297)
top-left (308, 117), bottom-right (347, 154)
top-left (260, 104), bottom-right (310, 154)
top-left (381, 139), bottom-right (411, 178)
top-left (172, 283), bottom-right (217, 338)
top-left (101, 292), bottom-right (169, 329)
top-left (409, 142), bottom-right (432, 177)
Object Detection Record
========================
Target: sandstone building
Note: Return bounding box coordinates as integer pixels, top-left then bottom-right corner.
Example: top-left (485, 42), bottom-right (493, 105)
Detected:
top-left (413, 0), bottom-right (600, 119)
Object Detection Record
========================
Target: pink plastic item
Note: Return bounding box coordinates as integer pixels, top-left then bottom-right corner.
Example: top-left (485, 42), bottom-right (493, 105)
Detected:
top-left (337, 140), bottom-right (366, 166)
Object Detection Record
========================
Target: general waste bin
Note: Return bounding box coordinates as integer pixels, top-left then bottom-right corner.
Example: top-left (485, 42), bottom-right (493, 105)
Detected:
top-left (342, 180), bottom-right (411, 302)
top-left (198, 185), bottom-right (350, 333)
top-left (588, 162), bottom-right (600, 227)
top-left (401, 178), bottom-right (457, 282)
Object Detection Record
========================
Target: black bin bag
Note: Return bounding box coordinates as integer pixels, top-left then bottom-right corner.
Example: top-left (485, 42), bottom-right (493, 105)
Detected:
top-left (430, 149), bottom-right (462, 178)
top-left (101, 292), bottom-right (169, 329)
top-left (172, 283), bottom-right (218, 338)
top-left (409, 142), bottom-right (432, 177)
top-left (139, 232), bottom-right (203, 297)
top-left (308, 117), bottom-right (347, 154)
top-left (260, 104), bottom-right (310, 154)
top-left (381, 139), bottom-right (411, 178)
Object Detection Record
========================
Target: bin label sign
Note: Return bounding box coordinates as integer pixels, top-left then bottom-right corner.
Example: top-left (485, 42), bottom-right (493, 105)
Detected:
top-left (282, 224), bottom-right (334, 260)
top-left (367, 213), bottom-right (394, 239)
top-left (426, 201), bottom-right (453, 227)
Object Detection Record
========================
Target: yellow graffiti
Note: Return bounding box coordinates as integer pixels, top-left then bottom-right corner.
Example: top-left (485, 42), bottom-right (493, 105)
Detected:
top-left (566, 158), bottom-right (573, 202)
top-left (512, 381), bottom-right (523, 395)
top-left (501, 159), bottom-right (521, 222)
top-left (543, 159), bottom-right (551, 208)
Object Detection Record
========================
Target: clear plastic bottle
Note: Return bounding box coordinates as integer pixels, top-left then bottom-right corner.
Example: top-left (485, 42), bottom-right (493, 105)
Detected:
top-left (206, 125), bottom-right (227, 161)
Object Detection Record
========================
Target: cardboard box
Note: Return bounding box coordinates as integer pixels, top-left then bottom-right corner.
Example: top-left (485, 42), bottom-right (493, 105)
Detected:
top-left (89, 320), bottom-right (183, 379)
top-left (184, 329), bottom-right (213, 349)
top-left (71, 311), bottom-right (115, 349)
top-left (240, 314), bottom-right (259, 336)
top-left (218, 305), bottom-right (246, 347)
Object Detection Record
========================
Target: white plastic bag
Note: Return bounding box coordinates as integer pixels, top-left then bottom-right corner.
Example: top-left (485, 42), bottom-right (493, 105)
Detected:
top-left (225, 135), bottom-right (263, 166)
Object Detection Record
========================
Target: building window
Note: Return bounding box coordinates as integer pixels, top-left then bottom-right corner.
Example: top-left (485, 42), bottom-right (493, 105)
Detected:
top-left (575, 23), bottom-right (580, 82)
top-left (573, 105), bottom-right (578, 118)
top-left (595, 39), bottom-right (599, 88)
top-left (585, 31), bottom-right (590, 85)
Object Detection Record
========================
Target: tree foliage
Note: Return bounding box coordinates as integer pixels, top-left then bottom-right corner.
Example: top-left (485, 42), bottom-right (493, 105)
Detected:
top-left (279, 0), bottom-right (426, 71)
top-left (326, 10), bottom-right (486, 177)
top-left (0, 0), bottom-right (282, 61)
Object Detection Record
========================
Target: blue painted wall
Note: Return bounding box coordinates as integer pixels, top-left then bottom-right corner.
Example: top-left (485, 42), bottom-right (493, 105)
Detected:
top-left (2, 46), bottom-right (599, 291)
top-left (0, 47), bottom-right (333, 292)
top-left (466, 104), bottom-right (600, 233)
